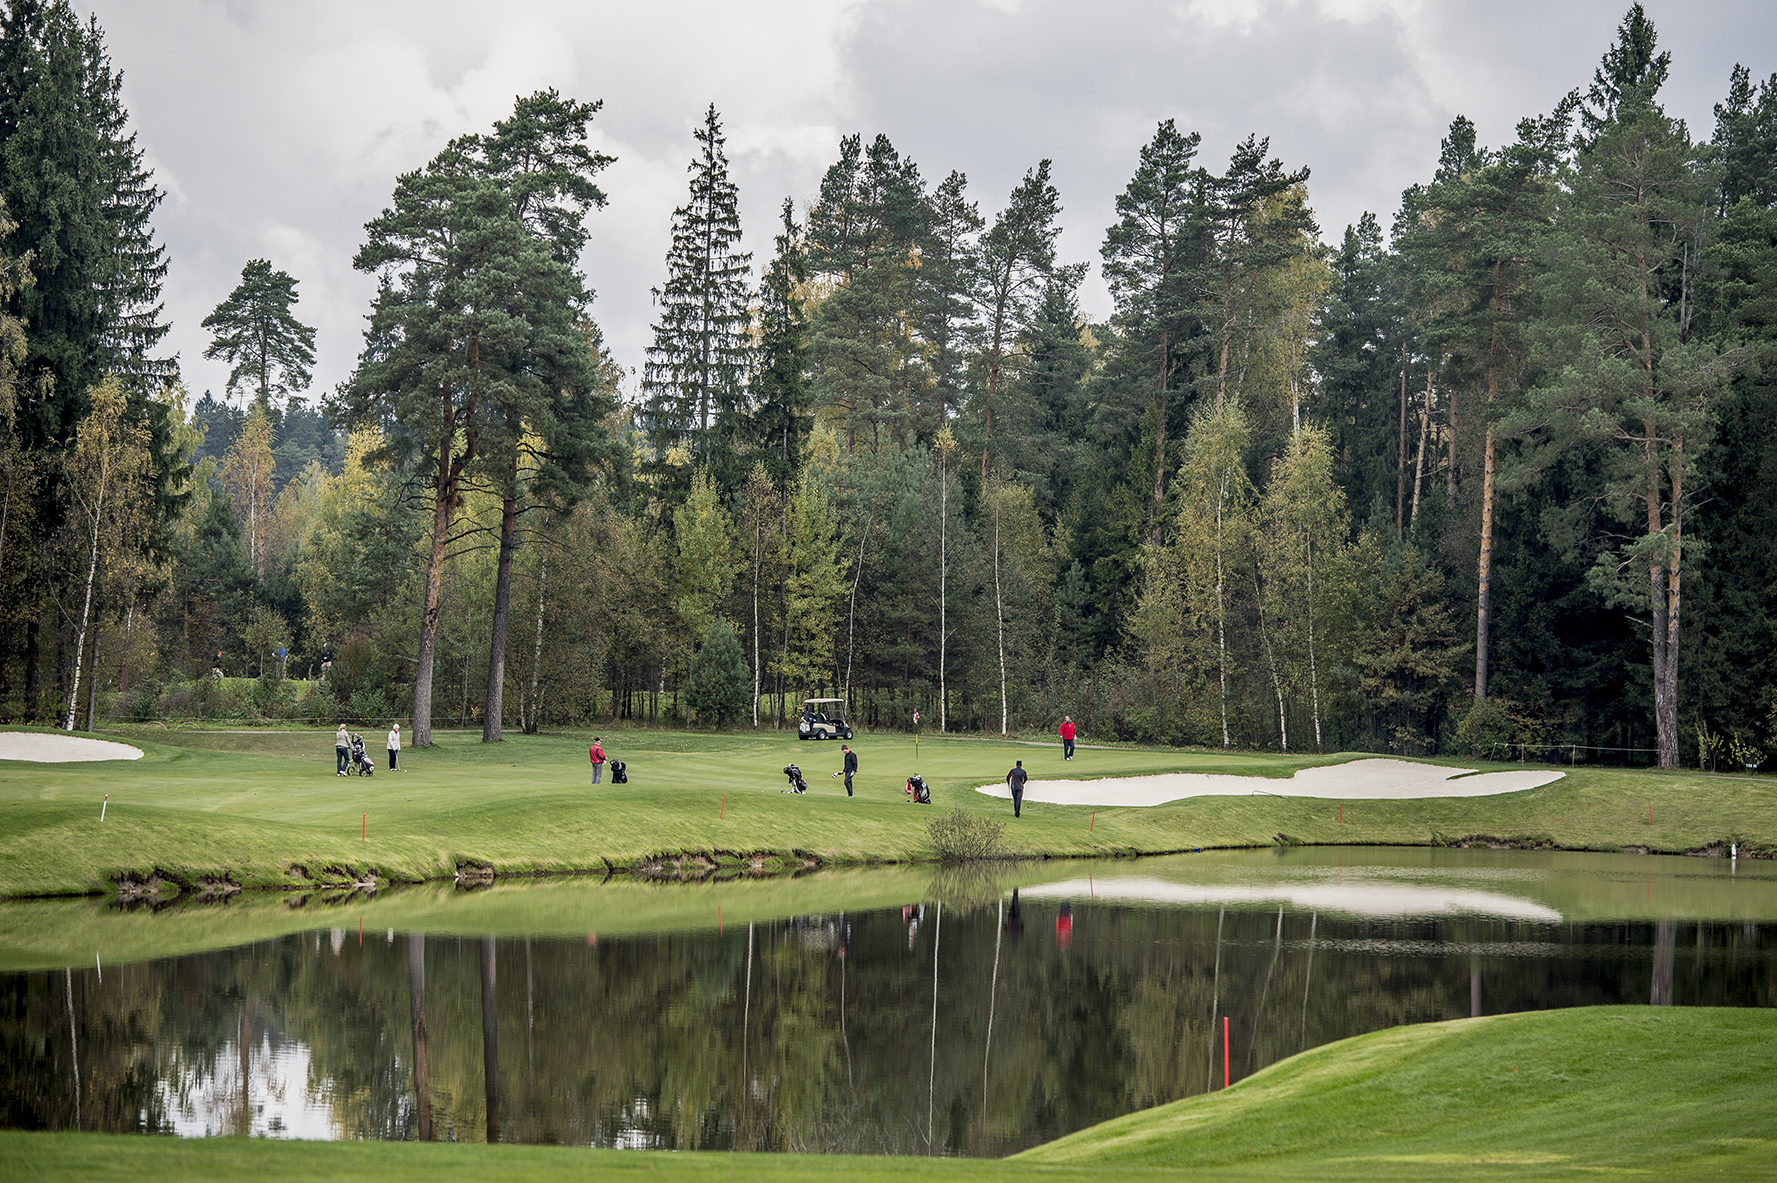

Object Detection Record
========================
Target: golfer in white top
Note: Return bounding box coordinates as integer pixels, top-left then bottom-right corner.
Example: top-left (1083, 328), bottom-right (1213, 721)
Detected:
top-left (387, 723), bottom-right (401, 771)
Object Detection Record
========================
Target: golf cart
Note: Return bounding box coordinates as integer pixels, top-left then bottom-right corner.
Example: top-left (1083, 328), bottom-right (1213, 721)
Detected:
top-left (797, 698), bottom-right (853, 741)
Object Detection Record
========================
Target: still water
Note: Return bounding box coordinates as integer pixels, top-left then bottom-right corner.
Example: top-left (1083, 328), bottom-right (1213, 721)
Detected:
top-left (4, 848), bottom-right (1775, 1156)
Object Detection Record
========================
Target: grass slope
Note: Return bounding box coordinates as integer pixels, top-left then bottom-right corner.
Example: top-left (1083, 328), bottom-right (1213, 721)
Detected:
top-left (1021, 1006), bottom-right (1777, 1178)
top-left (4, 1007), bottom-right (1773, 1181)
top-left (2, 726), bottom-right (1773, 899)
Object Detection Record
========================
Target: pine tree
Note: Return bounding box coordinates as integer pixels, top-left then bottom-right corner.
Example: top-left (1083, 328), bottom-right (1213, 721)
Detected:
top-left (806, 133), bottom-right (928, 449)
top-left (641, 104), bottom-right (752, 491)
top-left (1713, 64), bottom-right (1777, 210)
top-left (914, 170), bottom-right (982, 438)
top-left (470, 91), bottom-right (615, 743)
top-left (1195, 136), bottom-right (1313, 408)
top-left (1401, 104), bottom-right (1573, 701)
top-left (1535, 9), bottom-right (1726, 769)
top-left (976, 160), bottom-right (1072, 480)
top-left (201, 260), bottom-right (318, 411)
top-left (333, 92), bottom-right (610, 748)
top-left (1101, 120), bottom-right (1207, 529)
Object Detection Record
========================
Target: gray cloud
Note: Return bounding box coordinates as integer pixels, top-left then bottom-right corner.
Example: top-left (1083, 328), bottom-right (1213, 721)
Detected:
top-left (84, 0), bottom-right (1768, 407)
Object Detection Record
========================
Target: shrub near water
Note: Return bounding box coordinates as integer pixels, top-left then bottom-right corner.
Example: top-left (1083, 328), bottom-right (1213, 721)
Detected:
top-left (926, 806), bottom-right (1006, 862)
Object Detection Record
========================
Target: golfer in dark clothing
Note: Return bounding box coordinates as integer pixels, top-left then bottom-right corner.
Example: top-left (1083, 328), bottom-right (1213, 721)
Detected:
top-left (841, 745), bottom-right (857, 797)
top-left (1006, 759), bottom-right (1028, 818)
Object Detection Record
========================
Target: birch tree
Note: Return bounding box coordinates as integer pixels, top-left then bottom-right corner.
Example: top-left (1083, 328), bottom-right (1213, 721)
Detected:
top-left (60, 376), bottom-right (149, 730)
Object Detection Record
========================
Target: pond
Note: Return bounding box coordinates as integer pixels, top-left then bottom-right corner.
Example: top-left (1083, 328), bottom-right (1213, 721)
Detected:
top-left (3, 847), bottom-right (1774, 1157)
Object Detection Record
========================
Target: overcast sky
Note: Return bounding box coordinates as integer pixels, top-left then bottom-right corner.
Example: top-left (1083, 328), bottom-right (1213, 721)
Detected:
top-left (88, 0), bottom-right (1773, 408)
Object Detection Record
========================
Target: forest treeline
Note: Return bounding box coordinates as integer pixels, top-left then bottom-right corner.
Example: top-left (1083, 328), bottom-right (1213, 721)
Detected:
top-left (1, 2), bottom-right (1774, 765)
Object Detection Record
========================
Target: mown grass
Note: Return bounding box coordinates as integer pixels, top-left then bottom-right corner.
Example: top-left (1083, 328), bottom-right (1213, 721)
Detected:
top-left (4, 1007), bottom-right (1773, 1181)
top-left (1, 725), bottom-right (1773, 900)
top-left (1020, 1006), bottom-right (1777, 1178)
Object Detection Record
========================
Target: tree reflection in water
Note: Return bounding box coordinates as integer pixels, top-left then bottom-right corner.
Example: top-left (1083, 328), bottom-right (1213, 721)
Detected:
top-left (2, 898), bottom-right (1774, 1156)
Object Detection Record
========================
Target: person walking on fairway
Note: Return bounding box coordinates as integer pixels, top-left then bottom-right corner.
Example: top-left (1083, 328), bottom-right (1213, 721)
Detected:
top-left (589, 737), bottom-right (607, 785)
top-left (335, 722), bottom-right (349, 776)
top-left (841, 744), bottom-right (858, 797)
top-left (387, 722), bottom-right (401, 771)
top-left (1059, 715), bottom-right (1076, 760)
top-left (1006, 759), bottom-right (1028, 818)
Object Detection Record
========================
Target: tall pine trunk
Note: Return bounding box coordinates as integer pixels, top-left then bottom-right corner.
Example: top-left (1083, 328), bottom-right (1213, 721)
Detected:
top-left (524, 531), bottom-right (549, 735)
top-left (483, 459), bottom-right (520, 743)
top-left (992, 492), bottom-right (1007, 736)
top-left (414, 375), bottom-right (474, 748)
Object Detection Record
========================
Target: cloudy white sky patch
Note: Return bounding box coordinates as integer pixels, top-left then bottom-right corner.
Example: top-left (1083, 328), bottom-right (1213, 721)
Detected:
top-left (85, 0), bottom-right (1770, 406)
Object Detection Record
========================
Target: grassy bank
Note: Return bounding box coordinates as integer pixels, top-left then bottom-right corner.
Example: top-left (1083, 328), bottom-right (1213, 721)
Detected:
top-left (2, 726), bottom-right (1773, 899)
top-left (4, 844), bottom-right (1774, 971)
top-left (4, 1006), bottom-right (1773, 1181)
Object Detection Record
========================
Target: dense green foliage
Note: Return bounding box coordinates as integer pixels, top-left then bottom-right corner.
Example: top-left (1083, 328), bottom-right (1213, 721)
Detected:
top-left (0, 5), bottom-right (1773, 773)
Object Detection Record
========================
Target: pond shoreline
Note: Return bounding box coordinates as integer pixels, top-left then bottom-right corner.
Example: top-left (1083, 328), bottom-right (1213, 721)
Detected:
top-left (0, 828), bottom-right (1761, 907)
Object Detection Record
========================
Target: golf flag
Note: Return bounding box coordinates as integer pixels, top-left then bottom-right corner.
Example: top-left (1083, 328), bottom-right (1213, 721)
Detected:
top-left (913, 709), bottom-right (920, 725)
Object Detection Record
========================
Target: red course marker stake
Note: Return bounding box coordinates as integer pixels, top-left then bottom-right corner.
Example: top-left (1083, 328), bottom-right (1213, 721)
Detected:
top-left (1090, 809), bottom-right (1096, 832)
top-left (1223, 1016), bottom-right (1231, 1089)
top-left (721, 793), bottom-right (726, 820)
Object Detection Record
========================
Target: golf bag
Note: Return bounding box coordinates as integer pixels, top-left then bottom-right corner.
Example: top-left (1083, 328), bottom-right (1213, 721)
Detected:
top-left (609, 760), bottom-right (628, 784)
top-left (905, 774), bottom-right (930, 804)
top-left (782, 763), bottom-right (808, 794)
top-left (348, 732), bottom-right (375, 777)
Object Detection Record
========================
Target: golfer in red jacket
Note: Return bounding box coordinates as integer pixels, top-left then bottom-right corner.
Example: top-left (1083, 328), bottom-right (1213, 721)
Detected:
top-left (1059, 716), bottom-right (1076, 761)
top-left (589, 737), bottom-right (607, 785)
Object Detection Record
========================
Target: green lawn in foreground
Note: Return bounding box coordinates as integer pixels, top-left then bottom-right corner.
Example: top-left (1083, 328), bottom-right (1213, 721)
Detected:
top-left (4, 1007), bottom-right (1773, 1181)
top-left (2, 725), bottom-right (1773, 898)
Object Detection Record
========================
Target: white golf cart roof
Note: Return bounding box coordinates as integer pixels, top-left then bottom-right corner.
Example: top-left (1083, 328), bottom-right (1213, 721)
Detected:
top-left (803, 698), bottom-right (845, 704)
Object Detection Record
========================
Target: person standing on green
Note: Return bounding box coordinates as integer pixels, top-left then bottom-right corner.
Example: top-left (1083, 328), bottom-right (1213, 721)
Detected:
top-left (841, 744), bottom-right (857, 797)
top-left (1006, 759), bottom-right (1028, 818)
top-left (589, 737), bottom-right (607, 785)
top-left (334, 723), bottom-right (349, 776)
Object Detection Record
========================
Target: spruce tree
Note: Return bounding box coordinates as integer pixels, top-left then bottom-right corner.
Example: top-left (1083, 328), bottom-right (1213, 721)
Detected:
top-left (752, 199), bottom-right (811, 487)
top-left (201, 259), bottom-right (318, 411)
top-left (0, 0), bottom-right (171, 423)
top-left (641, 104), bottom-right (752, 492)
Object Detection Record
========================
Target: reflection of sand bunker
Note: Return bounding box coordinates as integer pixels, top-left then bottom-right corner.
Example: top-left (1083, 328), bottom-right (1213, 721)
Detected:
top-left (1020, 876), bottom-right (1563, 922)
top-left (0, 731), bottom-right (142, 762)
top-left (975, 757), bottom-right (1561, 807)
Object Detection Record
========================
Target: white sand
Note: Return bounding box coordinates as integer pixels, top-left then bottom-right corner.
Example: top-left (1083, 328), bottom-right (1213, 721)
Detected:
top-left (0, 731), bottom-right (143, 762)
top-left (975, 757), bottom-right (1561, 807)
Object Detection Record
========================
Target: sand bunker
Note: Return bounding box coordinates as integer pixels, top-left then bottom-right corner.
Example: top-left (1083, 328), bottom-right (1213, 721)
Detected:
top-left (0, 731), bottom-right (142, 762)
top-left (975, 757), bottom-right (1561, 808)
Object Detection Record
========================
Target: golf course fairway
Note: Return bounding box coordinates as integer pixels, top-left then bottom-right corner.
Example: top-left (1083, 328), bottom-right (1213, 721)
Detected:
top-left (2, 726), bottom-right (1774, 898)
top-left (3, 1007), bottom-right (1772, 1180)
